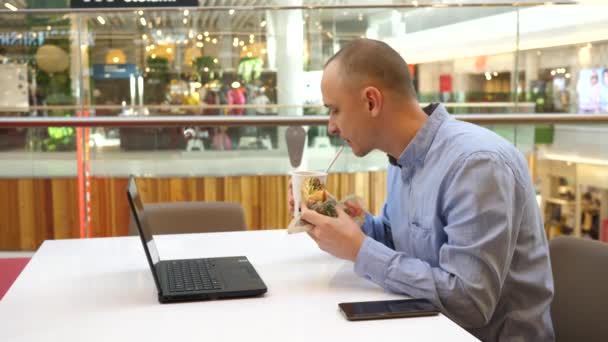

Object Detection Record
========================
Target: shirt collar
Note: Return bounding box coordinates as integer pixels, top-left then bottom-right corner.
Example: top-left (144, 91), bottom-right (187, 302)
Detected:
top-left (388, 103), bottom-right (449, 169)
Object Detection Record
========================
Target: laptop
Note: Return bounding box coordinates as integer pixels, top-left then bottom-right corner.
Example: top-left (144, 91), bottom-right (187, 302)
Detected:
top-left (126, 176), bottom-right (267, 303)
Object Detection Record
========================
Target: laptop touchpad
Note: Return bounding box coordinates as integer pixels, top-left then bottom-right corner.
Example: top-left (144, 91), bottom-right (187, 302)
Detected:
top-left (222, 266), bottom-right (258, 286)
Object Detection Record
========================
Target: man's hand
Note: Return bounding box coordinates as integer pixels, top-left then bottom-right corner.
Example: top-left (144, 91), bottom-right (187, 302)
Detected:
top-left (301, 204), bottom-right (366, 262)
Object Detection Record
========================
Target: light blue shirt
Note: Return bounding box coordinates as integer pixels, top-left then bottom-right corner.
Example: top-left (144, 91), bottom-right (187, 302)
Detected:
top-left (355, 104), bottom-right (554, 341)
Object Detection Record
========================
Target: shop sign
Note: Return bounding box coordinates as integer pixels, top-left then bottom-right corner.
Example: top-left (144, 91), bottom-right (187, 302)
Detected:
top-left (93, 64), bottom-right (138, 79)
top-left (71, 0), bottom-right (199, 8)
top-left (0, 31), bottom-right (95, 48)
top-left (0, 32), bottom-right (45, 47)
top-left (439, 74), bottom-right (452, 93)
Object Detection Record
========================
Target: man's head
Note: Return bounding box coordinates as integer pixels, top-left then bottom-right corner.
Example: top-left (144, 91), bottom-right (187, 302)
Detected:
top-left (321, 38), bottom-right (417, 157)
top-left (591, 71), bottom-right (598, 85)
top-left (603, 69), bottom-right (608, 85)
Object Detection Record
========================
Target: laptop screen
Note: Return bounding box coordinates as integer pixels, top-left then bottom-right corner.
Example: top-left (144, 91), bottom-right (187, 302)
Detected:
top-left (127, 176), bottom-right (160, 266)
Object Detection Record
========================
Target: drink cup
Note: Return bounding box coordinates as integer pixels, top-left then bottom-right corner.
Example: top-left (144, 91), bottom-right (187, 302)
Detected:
top-left (290, 170), bottom-right (327, 218)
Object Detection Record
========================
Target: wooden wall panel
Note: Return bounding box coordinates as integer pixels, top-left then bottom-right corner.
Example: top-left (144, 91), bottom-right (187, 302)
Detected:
top-left (51, 179), bottom-right (79, 240)
top-left (0, 180), bottom-right (21, 250)
top-left (0, 178), bottom-right (80, 251)
top-left (89, 177), bottom-right (130, 238)
top-left (0, 171), bottom-right (387, 250)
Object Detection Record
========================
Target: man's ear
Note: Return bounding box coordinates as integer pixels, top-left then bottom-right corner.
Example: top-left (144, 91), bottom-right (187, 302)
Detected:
top-left (362, 86), bottom-right (382, 118)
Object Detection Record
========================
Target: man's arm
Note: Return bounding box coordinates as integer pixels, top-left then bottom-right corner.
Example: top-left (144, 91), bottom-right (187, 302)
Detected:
top-left (354, 153), bottom-right (520, 328)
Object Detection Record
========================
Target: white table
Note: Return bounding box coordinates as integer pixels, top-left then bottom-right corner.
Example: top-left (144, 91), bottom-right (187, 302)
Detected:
top-left (0, 230), bottom-right (477, 342)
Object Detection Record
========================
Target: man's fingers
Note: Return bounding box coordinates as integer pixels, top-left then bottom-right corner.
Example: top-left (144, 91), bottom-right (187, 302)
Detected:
top-left (307, 227), bottom-right (319, 242)
top-left (300, 205), bottom-right (327, 226)
top-left (335, 203), bottom-right (348, 218)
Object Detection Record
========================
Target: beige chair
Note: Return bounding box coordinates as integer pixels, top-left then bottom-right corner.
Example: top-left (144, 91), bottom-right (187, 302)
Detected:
top-left (549, 236), bottom-right (608, 342)
top-left (129, 201), bottom-right (247, 236)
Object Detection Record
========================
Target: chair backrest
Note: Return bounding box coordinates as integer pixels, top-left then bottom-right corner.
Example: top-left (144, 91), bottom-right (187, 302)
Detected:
top-left (129, 201), bottom-right (247, 236)
top-left (549, 236), bottom-right (608, 342)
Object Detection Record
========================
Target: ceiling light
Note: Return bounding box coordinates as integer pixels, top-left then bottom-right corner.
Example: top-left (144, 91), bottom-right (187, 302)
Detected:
top-left (97, 16), bottom-right (106, 25)
top-left (229, 9), bottom-right (235, 15)
top-left (140, 17), bottom-right (147, 27)
top-left (4, 3), bottom-right (18, 11)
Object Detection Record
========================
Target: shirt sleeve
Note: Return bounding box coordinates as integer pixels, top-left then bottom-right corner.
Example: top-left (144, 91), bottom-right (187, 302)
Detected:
top-left (354, 152), bottom-right (520, 329)
top-left (360, 203), bottom-right (395, 249)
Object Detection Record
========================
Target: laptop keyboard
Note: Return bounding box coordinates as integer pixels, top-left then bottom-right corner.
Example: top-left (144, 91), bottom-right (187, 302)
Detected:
top-left (167, 259), bottom-right (223, 292)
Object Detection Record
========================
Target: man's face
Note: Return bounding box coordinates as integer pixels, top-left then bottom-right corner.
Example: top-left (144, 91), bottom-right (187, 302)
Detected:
top-left (321, 62), bottom-right (375, 157)
top-left (603, 72), bottom-right (608, 85)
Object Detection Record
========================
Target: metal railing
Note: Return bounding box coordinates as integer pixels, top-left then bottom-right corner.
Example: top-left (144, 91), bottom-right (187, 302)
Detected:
top-left (0, 2), bottom-right (593, 15)
top-left (1, 113), bottom-right (608, 128)
top-left (0, 102), bottom-right (536, 113)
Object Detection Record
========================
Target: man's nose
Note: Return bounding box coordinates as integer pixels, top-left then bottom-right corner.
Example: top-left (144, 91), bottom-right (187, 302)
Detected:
top-left (328, 119), bottom-right (339, 136)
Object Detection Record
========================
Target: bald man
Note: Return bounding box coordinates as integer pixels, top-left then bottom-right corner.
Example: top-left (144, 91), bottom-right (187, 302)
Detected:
top-left (301, 39), bottom-right (554, 341)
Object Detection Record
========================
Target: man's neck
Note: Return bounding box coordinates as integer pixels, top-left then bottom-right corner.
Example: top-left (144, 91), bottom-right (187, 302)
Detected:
top-left (378, 102), bottom-right (428, 160)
